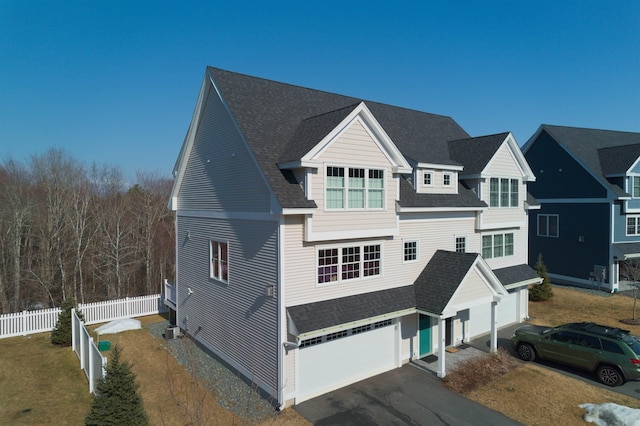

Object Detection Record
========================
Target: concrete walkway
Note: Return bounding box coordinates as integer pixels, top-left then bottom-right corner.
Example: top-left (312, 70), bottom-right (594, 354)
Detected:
top-left (413, 323), bottom-right (522, 376)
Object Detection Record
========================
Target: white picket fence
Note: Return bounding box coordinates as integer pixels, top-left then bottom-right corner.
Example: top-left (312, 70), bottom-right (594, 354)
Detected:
top-left (71, 308), bottom-right (106, 394)
top-left (0, 294), bottom-right (168, 339)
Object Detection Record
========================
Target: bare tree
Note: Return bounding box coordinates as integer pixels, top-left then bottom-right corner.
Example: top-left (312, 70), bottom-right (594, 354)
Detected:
top-left (132, 172), bottom-right (174, 294)
top-left (30, 149), bottom-right (84, 302)
top-left (0, 159), bottom-right (33, 311)
top-left (620, 259), bottom-right (640, 324)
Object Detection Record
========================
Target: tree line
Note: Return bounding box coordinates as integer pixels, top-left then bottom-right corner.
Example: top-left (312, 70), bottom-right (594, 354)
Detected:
top-left (0, 148), bottom-right (175, 314)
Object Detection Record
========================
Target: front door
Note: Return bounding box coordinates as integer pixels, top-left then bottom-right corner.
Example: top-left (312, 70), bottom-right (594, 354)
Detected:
top-left (445, 318), bottom-right (453, 347)
top-left (419, 315), bottom-right (431, 356)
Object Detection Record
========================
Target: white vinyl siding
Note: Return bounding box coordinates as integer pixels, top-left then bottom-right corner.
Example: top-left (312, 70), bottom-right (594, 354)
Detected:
top-left (310, 120), bottom-right (397, 237)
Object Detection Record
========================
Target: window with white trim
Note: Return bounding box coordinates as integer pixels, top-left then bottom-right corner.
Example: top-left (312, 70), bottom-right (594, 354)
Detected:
top-left (317, 244), bottom-right (382, 284)
top-left (423, 171), bottom-right (433, 186)
top-left (538, 214), bottom-right (559, 237)
top-left (627, 216), bottom-right (640, 235)
top-left (482, 233), bottom-right (514, 259)
top-left (633, 177), bottom-right (640, 198)
top-left (455, 236), bottom-right (466, 253)
top-left (489, 178), bottom-right (519, 207)
top-left (443, 173), bottom-right (452, 187)
top-left (326, 166), bottom-right (385, 210)
top-left (403, 240), bottom-right (418, 262)
top-left (210, 240), bottom-right (228, 282)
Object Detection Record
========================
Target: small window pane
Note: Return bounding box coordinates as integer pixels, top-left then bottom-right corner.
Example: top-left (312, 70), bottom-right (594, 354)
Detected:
top-left (504, 234), bottom-right (514, 256)
top-left (341, 247), bottom-right (360, 280)
top-left (549, 216), bottom-right (558, 237)
top-left (500, 179), bottom-right (509, 207)
top-left (494, 234), bottom-right (503, 258)
top-left (510, 179), bottom-right (518, 207)
top-left (482, 236), bottom-right (493, 258)
top-left (490, 178), bottom-right (499, 207)
top-left (363, 245), bottom-right (381, 276)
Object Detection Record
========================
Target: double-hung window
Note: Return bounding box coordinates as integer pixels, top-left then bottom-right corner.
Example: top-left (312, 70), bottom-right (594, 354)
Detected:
top-left (482, 233), bottom-right (514, 259)
top-left (455, 236), bottom-right (466, 253)
top-left (628, 216), bottom-right (640, 235)
top-left (326, 166), bottom-right (384, 210)
top-left (489, 178), bottom-right (519, 207)
top-left (538, 214), bottom-right (559, 237)
top-left (210, 240), bottom-right (228, 282)
top-left (443, 173), bottom-right (452, 187)
top-left (317, 243), bottom-right (382, 284)
top-left (633, 177), bottom-right (640, 198)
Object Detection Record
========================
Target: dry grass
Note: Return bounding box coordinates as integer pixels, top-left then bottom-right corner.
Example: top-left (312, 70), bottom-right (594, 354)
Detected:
top-left (0, 315), bottom-right (308, 425)
top-left (0, 333), bottom-right (93, 425)
top-left (449, 286), bottom-right (640, 425)
top-left (2, 286), bottom-right (638, 425)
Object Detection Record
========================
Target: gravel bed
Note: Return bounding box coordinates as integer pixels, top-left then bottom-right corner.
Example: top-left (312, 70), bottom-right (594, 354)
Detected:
top-left (146, 321), bottom-right (277, 423)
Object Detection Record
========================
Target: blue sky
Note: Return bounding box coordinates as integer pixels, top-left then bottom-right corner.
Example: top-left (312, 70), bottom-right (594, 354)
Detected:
top-left (1, 1), bottom-right (639, 179)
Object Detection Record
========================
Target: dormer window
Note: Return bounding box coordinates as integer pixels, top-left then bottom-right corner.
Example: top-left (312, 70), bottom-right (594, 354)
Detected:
top-left (443, 173), bottom-right (452, 187)
top-left (326, 166), bottom-right (385, 210)
top-left (489, 178), bottom-right (519, 207)
top-left (423, 171), bottom-right (433, 186)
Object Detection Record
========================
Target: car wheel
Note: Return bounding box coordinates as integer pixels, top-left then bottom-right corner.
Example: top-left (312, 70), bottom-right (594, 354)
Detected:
top-left (596, 365), bottom-right (624, 386)
top-left (517, 343), bottom-right (536, 362)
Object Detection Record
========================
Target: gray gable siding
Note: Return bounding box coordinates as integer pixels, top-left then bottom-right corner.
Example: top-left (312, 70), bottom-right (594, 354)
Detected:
top-left (178, 83), bottom-right (273, 212)
top-left (176, 215), bottom-right (279, 393)
top-left (528, 202), bottom-right (610, 280)
top-left (525, 130), bottom-right (607, 199)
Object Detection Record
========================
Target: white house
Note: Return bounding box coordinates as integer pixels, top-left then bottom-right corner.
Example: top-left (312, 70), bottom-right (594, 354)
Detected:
top-left (167, 67), bottom-right (541, 408)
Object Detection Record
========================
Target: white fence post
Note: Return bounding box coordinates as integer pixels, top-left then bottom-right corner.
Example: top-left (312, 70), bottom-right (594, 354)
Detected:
top-left (22, 310), bottom-right (27, 336)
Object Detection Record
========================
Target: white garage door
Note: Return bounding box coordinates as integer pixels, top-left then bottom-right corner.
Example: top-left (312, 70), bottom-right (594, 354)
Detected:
top-left (468, 291), bottom-right (520, 338)
top-left (297, 321), bottom-right (397, 402)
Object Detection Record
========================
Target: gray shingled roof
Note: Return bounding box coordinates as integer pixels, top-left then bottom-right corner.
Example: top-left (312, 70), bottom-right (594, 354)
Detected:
top-left (493, 264), bottom-right (540, 287)
top-left (208, 67), bottom-right (472, 209)
top-left (414, 250), bottom-right (480, 314)
top-left (397, 177), bottom-right (487, 209)
top-left (287, 286), bottom-right (415, 334)
top-left (613, 242), bottom-right (640, 259)
top-left (448, 133), bottom-right (509, 176)
top-left (598, 143), bottom-right (640, 176)
top-left (541, 125), bottom-right (640, 198)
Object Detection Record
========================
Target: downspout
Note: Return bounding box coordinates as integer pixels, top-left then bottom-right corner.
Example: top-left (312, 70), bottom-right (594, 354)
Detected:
top-left (277, 215), bottom-right (286, 410)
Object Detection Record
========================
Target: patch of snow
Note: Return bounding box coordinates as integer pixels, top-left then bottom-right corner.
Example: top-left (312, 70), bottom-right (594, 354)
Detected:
top-left (580, 402), bottom-right (640, 426)
top-left (95, 318), bottom-right (142, 335)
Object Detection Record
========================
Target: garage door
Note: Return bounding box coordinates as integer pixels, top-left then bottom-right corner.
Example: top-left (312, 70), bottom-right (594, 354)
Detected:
top-left (468, 290), bottom-right (520, 338)
top-left (297, 320), bottom-right (397, 402)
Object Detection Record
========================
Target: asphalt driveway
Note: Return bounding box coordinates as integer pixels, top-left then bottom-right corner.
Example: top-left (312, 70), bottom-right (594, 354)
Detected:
top-left (295, 363), bottom-right (522, 426)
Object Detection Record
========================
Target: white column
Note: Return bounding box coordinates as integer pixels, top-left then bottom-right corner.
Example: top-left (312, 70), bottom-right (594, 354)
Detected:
top-left (490, 301), bottom-right (498, 353)
top-left (437, 317), bottom-right (446, 378)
